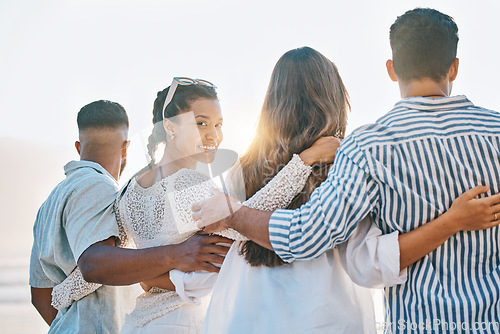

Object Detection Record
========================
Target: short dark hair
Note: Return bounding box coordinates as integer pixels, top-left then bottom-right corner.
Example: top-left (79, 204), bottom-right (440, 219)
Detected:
top-left (389, 8), bottom-right (459, 82)
top-left (77, 100), bottom-right (129, 131)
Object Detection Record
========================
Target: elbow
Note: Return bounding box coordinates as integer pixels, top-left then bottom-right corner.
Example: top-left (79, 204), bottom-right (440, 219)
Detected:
top-left (30, 287), bottom-right (41, 309)
top-left (78, 251), bottom-right (102, 283)
top-left (79, 264), bottom-right (98, 283)
top-left (30, 295), bottom-right (37, 309)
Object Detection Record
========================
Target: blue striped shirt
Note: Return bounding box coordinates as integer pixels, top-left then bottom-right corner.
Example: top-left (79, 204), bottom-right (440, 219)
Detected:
top-left (269, 95), bottom-right (500, 333)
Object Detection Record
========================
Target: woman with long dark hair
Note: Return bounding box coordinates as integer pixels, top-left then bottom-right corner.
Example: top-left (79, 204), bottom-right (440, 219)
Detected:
top-left (201, 46), bottom-right (377, 333)
top-left (197, 47), bottom-right (494, 333)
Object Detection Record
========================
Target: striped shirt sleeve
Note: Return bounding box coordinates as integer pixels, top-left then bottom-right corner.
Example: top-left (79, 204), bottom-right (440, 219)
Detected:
top-left (269, 146), bottom-right (378, 262)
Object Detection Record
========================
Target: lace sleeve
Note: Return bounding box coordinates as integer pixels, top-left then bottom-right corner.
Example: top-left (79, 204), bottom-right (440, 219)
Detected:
top-left (214, 155), bottom-right (312, 241)
top-left (242, 154), bottom-right (312, 211)
top-left (114, 194), bottom-right (135, 248)
top-left (51, 267), bottom-right (101, 310)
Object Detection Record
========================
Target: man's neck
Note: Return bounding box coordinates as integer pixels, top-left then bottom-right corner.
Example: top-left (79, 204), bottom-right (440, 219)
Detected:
top-left (79, 153), bottom-right (120, 181)
top-left (398, 77), bottom-right (451, 99)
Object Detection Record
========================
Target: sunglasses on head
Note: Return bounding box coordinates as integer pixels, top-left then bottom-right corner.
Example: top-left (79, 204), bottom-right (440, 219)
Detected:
top-left (162, 77), bottom-right (217, 120)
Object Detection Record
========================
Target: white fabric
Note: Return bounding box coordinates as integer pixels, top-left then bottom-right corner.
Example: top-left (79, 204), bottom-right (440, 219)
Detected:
top-left (169, 270), bottom-right (218, 304)
top-left (201, 159), bottom-right (405, 334)
top-left (337, 216), bottom-right (407, 289)
top-left (202, 243), bottom-right (376, 334)
top-left (201, 216), bottom-right (404, 334)
top-left (120, 294), bottom-right (211, 334)
top-left (50, 267), bottom-right (101, 310)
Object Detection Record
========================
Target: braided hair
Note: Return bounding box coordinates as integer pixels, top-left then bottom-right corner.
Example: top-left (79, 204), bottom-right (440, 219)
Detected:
top-left (145, 83), bottom-right (218, 169)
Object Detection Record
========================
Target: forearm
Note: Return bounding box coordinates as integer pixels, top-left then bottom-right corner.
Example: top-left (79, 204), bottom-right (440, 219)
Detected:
top-left (78, 243), bottom-right (177, 285)
top-left (78, 234), bottom-right (230, 285)
top-left (226, 206), bottom-right (274, 250)
top-left (398, 214), bottom-right (457, 270)
top-left (31, 287), bottom-right (58, 326)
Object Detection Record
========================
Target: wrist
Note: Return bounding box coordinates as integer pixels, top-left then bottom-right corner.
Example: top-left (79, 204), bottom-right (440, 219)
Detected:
top-left (438, 210), bottom-right (462, 236)
top-left (298, 151), bottom-right (313, 166)
top-left (227, 204), bottom-right (245, 230)
top-left (161, 245), bottom-right (179, 271)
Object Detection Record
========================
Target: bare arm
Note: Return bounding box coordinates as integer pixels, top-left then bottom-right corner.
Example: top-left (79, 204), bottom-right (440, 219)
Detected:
top-left (399, 185), bottom-right (500, 269)
top-left (78, 233), bottom-right (231, 285)
top-left (194, 202), bottom-right (274, 250)
top-left (225, 207), bottom-right (274, 249)
top-left (31, 287), bottom-right (57, 326)
top-left (229, 186), bottom-right (500, 266)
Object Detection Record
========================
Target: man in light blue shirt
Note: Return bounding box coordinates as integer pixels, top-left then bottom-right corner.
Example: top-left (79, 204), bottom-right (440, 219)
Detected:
top-left (30, 100), bottom-right (230, 333)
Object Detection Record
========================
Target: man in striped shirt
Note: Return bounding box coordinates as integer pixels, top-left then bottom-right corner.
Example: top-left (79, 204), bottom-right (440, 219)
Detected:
top-left (196, 8), bottom-right (500, 333)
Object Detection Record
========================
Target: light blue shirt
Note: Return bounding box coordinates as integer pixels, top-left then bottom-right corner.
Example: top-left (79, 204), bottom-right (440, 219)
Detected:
top-left (30, 160), bottom-right (136, 334)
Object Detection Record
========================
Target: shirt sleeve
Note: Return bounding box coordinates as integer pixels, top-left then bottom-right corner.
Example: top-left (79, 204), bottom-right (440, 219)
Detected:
top-left (64, 175), bottom-right (120, 262)
top-left (336, 215), bottom-right (407, 288)
top-left (29, 238), bottom-right (54, 288)
top-left (269, 147), bottom-right (378, 263)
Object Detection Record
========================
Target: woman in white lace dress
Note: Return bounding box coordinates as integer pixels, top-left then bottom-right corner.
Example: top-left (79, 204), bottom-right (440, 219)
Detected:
top-left (52, 77), bottom-right (341, 333)
top-left (119, 77), bottom-right (347, 333)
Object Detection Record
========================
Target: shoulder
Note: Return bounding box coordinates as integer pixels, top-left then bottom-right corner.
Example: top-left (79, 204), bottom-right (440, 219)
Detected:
top-left (64, 167), bottom-right (119, 206)
top-left (35, 164), bottom-right (117, 215)
top-left (339, 123), bottom-right (386, 154)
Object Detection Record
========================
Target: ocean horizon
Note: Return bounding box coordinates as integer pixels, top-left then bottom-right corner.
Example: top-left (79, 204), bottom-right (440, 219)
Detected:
top-left (0, 256), bottom-right (48, 333)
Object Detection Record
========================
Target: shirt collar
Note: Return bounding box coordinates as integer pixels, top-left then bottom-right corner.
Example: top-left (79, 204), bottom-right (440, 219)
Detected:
top-left (394, 95), bottom-right (474, 111)
top-left (64, 160), bottom-right (115, 181)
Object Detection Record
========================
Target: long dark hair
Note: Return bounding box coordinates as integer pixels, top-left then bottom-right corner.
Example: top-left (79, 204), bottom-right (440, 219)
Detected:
top-left (239, 47), bottom-right (350, 267)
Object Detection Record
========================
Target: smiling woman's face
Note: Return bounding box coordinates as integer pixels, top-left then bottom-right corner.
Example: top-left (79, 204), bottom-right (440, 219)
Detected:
top-left (165, 98), bottom-right (223, 164)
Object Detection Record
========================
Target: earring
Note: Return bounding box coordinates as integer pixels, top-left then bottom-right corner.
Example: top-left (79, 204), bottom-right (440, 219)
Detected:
top-left (168, 133), bottom-right (175, 140)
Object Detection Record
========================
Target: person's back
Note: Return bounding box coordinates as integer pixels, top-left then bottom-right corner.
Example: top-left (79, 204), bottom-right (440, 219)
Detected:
top-left (29, 100), bottom-right (137, 333)
top-left (265, 9), bottom-right (500, 332)
top-left (342, 95), bottom-right (500, 331)
top-left (202, 47), bottom-right (396, 334)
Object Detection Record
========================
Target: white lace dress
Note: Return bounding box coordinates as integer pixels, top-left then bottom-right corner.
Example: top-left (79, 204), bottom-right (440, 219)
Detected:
top-left (52, 155), bottom-right (313, 332)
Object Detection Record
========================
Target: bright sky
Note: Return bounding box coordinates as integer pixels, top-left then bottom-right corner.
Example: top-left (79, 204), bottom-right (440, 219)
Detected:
top-left (2, 0), bottom-right (500, 159)
top-left (1, 0), bottom-right (500, 242)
